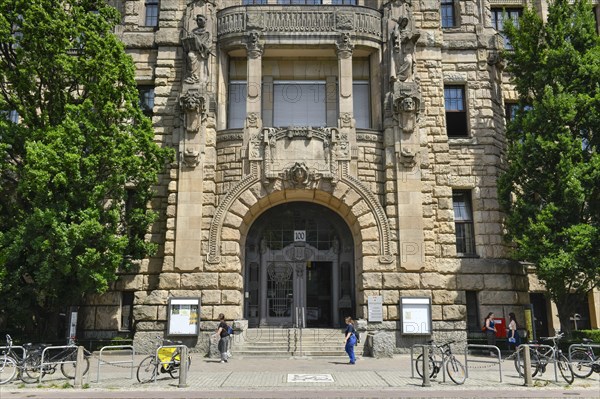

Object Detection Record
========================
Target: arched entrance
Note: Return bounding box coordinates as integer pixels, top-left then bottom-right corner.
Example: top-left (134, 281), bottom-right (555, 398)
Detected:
top-left (244, 202), bottom-right (355, 328)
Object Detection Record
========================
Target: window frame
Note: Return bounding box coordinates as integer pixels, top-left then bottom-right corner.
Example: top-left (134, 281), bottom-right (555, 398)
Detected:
top-left (270, 80), bottom-right (328, 128)
top-left (228, 80), bottom-right (247, 129)
top-left (120, 291), bottom-right (135, 332)
top-left (452, 189), bottom-right (476, 257)
top-left (491, 7), bottom-right (522, 49)
top-left (144, 0), bottom-right (159, 28)
top-left (441, 0), bottom-right (458, 29)
top-left (444, 85), bottom-right (469, 137)
top-left (138, 85), bottom-right (155, 116)
top-left (353, 80), bottom-right (371, 129)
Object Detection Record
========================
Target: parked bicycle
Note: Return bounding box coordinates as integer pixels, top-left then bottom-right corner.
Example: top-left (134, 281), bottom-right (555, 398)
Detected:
top-left (514, 333), bottom-right (574, 384)
top-left (415, 340), bottom-right (466, 384)
top-left (23, 338), bottom-right (91, 381)
top-left (136, 337), bottom-right (191, 383)
top-left (0, 334), bottom-right (45, 384)
top-left (570, 338), bottom-right (600, 379)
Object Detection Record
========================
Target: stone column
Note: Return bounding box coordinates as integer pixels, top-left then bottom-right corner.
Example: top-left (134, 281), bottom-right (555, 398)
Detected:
top-left (244, 31), bottom-right (264, 151)
top-left (335, 32), bottom-right (357, 166)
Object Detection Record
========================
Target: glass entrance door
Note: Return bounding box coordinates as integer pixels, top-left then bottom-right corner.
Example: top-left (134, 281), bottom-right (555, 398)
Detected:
top-left (305, 261), bottom-right (332, 327)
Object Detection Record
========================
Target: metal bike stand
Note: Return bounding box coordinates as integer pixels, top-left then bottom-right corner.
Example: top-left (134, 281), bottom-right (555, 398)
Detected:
top-left (0, 345), bottom-right (27, 361)
top-left (153, 344), bottom-right (184, 383)
top-left (40, 345), bottom-right (79, 383)
top-left (464, 344), bottom-right (502, 382)
top-left (516, 344), bottom-right (557, 382)
top-left (568, 343), bottom-right (600, 361)
top-left (96, 345), bottom-right (135, 382)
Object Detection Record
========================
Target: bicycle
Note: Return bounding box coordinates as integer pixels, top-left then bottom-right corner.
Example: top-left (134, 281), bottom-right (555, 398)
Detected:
top-left (514, 333), bottom-right (574, 384)
top-left (570, 338), bottom-right (600, 379)
top-left (136, 337), bottom-right (191, 383)
top-left (23, 339), bottom-right (91, 381)
top-left (0, 334), bottom-right (45, 384)
top-left (414, 340), bottom-right (466, 384)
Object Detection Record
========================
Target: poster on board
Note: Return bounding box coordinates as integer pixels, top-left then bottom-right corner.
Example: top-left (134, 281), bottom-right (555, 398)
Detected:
top-left (167, 298), bottom-right (200, 336)
top-left (400, 297), bottom-right (431, 335)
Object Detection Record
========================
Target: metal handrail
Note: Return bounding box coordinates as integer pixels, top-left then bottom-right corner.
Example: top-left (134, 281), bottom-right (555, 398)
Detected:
top-left (96, 345), bottom-right (135, 382)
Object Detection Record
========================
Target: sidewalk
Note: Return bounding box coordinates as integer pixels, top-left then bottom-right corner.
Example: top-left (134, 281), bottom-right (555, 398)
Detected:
top-left (1, 353), bottom-right (599, 398)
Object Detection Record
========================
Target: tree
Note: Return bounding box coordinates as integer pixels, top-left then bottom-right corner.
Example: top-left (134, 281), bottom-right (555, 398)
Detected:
top-left (0, 0), bottom-right (173, 338)
top-left (498, 0), bottom-right (600, 335)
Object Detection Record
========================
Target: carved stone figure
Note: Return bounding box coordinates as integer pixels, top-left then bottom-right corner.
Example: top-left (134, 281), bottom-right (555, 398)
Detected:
top-left (182, 14), bottom-right (214, 85)
top-left (390, 17), bottom-right (420, 83)
top-left (183, 148), bottom-right (200, 167)
top-left (180, 90), bottom-right (207, 134)
top-left (246, 30), bottom-right (264, 58)
top-left (336, 32), bottom-right (354, 59)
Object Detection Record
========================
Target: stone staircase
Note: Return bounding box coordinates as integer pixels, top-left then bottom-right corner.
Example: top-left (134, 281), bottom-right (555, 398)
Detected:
top-left (230, 328), bottom-right (365, 358)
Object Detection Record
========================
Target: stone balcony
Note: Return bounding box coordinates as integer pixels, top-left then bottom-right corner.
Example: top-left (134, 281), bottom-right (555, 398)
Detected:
top-left (217, 5), bottom-right (382, 48)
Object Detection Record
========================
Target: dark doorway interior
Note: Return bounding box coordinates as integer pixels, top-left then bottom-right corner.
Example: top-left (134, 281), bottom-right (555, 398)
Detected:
top-left (305, 261), bottom-right (332, 327)
top-left (530, 293), bottom-right (549, 339)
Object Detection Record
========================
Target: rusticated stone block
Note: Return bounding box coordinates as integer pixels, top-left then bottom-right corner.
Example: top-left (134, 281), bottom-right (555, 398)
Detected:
top-left (484, 274), bottom-right (513, 290)
top-left (457, 274), bottom-right (484, 290)
top-left (432, 290), bottom-right (464, 305)
top-left (181, 273), bottom-right (218, 289)
top-left (442, 305), bottom-right (466, 320)
top-left (219, 273), bottom-right (243, 289)
top-left (116, 274), bottom-right (143, 291)
top-left (140, 290), bottom-right (169, 305)
top-left (211, 306), bottom-right (241, 321)
top-left (133, 305), bottom-right (157, 321)
top-left (221, 290), bottom-right (242, 305)
top-left (158, 273), bottom-right (180, 289)
top-left (420, 273), bottom-right (457, 289)
top-left (362, 273), bottom-right (383, 289)
top-left (383, 273), bottom-right (420, 289)
top-left (201, 290), bottom-right (222, 305)
top-left (479, 290), bottom-right (519, 305)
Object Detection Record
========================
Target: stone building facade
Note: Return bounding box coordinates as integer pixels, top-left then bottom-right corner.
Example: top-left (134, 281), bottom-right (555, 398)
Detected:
top-left (80, 0), bottom-right (600, 354)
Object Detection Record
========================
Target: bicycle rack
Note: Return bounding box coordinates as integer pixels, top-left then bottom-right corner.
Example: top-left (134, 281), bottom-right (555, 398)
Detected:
top-left (463, 344), bottom-right (502, 382)
top-left (409, 343), bottom-right (446, 383)
top-left (568, 343), bottom-right (600, 362)
top-left (0, 345), bottom-right (27, 361)
top-left (152, 344), bottom-right (185, 383)
top-left (39, 345), bottom-right (79, 383)
top-left (96, 345), bottom-right (135, 382)
top-left (515, 343), bottom-right (558, 382)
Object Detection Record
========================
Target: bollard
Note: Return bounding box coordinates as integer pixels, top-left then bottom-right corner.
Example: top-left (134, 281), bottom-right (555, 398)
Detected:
top-left (178, 345), bottom-right (189, 388)
top-left (74, 346), bottom-right (85, 388)
top-left (422, 345), bottom-right (431, 387)
top-left (523, 345), bottom-right (533, 387)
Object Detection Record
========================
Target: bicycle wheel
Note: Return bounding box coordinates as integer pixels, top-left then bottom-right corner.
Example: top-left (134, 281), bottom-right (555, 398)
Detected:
top-left (415, 353), bottom-right (436, 378)
top-left (23, 354), bottom-right (42, 382)
top-left (557, 354), bottom-right (574, 384)
top-left (168, 355), bottom-right (191, 379)
top-left (60, 353), bottom-right (90, 379)
top-left (446, 356), bottom-right (466, 385)
top-left (137, 355), bottom-right (157, 383)
top-left (514, 347), bottom-right (540, 377)
top-left (0, 356), bottom-right (17, 385)
top-left (570, 350), bottom-right (594, 379)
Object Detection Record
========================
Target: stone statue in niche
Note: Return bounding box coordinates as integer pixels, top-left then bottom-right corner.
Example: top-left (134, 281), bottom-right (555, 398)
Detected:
top-left (180, 90), bottom-right (206, 134)
top-left (390, 16), bottom-right (420, 83)
top-left (182, 14), bottom-right (214, 85)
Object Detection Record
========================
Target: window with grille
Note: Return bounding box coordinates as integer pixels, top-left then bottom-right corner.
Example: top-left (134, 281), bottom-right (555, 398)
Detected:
top-left (441, 0), bottom-right (457, 28)
top-left (145, 0), bottom-right (159, 27)
top-left (453, 190), bottom-right (476, 256)
top-left (445, 85), bottom-right (468, 137)
top-left (491, 8), bottom-right (522, 48)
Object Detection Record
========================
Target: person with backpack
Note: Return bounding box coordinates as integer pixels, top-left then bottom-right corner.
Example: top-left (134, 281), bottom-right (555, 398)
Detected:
top-left (344, 316), bottom-right (357, 364)
top-left (216, 313), bottom-right (231, 363)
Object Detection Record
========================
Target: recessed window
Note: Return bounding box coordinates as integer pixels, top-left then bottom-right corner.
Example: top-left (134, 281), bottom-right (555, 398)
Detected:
top-left (491, 8), bottom-right (522, 48)
top-left (228, 81), bottom-right (247, 129)
top-left (353, 81), bottom-right (370, 129)
top-left (243, 0), bottom-right (267, 3)
top-left (445, 85), bottom-right (468, 137)
top-left (453, 190), bottom-right (476, 256)
top-left (466, 291), bottom-right (480, 333)
top-left (277, 0), bottom-right (322, 4)
top-left (144, 0), bottom-right (159, 27)
top-left (271, 81), bottom-right (326, 127)
top-left (138, 86), bottom-right (155, 116)
top-left (332, 0), bottom-right (357, 4)
top-left (120, 291), bottom-right (134, 331)
top-left (441, 0), bottom-right (457, 28)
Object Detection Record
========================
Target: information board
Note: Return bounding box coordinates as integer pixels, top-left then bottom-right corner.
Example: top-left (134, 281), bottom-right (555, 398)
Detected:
top-left (368, 295), bottom-right (383, 322)
top-left (400, 297), bottom-right (431, 335)
top-left (167, 298), bottom-right (200, 336)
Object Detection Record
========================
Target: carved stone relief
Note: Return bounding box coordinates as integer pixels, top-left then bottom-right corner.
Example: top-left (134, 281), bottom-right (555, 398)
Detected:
top-left (180, 90), bottom-right (208, 134)
top-left (182, 14), bottom-right (215, 86)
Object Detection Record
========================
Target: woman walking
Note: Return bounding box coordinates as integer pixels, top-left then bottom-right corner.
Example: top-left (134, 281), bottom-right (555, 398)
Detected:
top-left (344, 316), bottom-right (357, 364)
top-left (215, 313), bottom-right (230, 363)
top-left (507, 312), bottom-right (520, 351)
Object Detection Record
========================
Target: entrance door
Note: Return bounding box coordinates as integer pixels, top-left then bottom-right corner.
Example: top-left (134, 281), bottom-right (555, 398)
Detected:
top-left (266, 261), bottom-right (294, 325)
top-left (305, 262), bottom-right (332, 327)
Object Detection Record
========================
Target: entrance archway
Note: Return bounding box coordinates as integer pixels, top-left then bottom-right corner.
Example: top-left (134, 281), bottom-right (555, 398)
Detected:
top-left (244, 202), bottom-right (355, 328)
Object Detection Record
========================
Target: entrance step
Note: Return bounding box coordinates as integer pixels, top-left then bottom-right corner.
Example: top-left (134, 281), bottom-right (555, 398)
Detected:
top-left (230, 328), bottom-right (365, 358)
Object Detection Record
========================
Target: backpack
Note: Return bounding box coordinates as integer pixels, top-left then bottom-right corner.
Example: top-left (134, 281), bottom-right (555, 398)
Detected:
top-left (227, 325), bottom-right (234, 335)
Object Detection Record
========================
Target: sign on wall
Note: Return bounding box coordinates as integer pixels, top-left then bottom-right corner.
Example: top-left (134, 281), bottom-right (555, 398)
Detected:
top-left (294, 230), bottom-right (306, 242)
top-left (368, 295), bottom-right (383, 322)
top-left (400, 297), bottom-right (432, 335)
top-left (167, 298), bottom-right (200, 336)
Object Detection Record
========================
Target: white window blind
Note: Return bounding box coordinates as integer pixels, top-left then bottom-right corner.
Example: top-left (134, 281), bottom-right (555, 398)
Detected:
top-left (273, 81), bottom-right (326, 127)
top-left (353, 81), bottom-right (370, 128)
top-left (228, 81), bottom-right (247, 129)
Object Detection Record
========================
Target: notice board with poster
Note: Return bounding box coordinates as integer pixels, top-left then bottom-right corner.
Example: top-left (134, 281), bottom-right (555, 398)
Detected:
top-left (167, 298), bottom-right (200, 336)
top-left (400, 297), bottom-right (432, 335)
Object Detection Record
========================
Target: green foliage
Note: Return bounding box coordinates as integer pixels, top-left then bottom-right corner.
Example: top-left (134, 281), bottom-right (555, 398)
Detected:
top-left (498, 0), bottom-right (600, 334)
top-left (0, 1), bottom-right (173, 336)
top-left (571, 329), bottom-right (600, 343)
